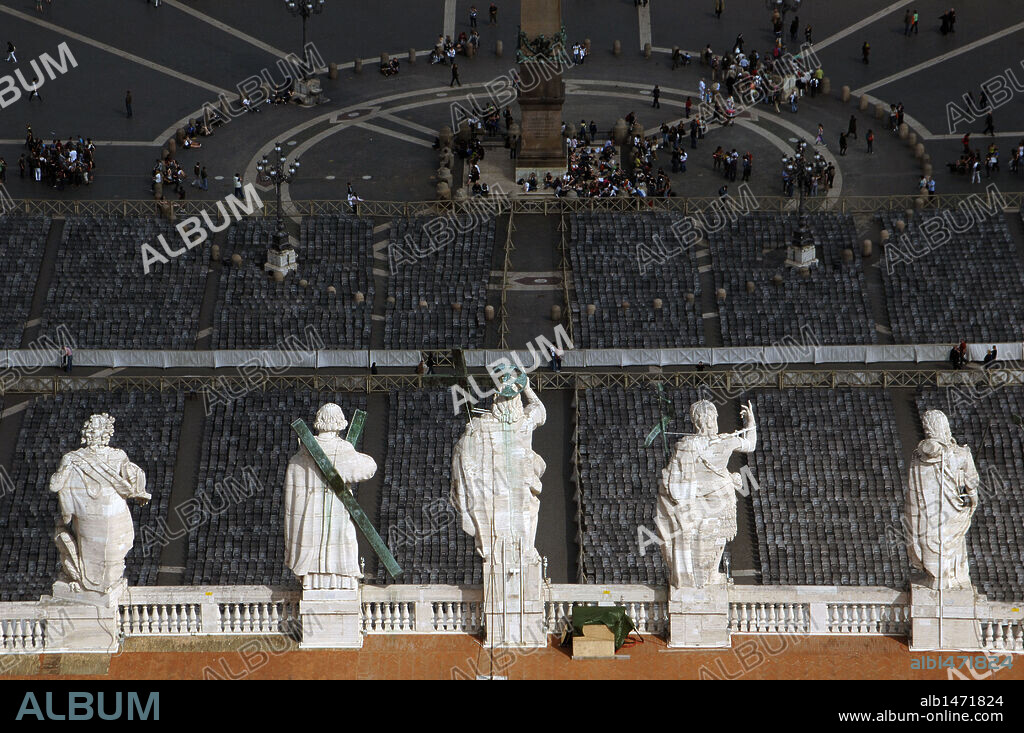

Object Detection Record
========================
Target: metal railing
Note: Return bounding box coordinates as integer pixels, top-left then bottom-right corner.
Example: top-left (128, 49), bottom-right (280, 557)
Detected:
top-left (6, 192), bottom-right (1023, 219)
top-left (5, 368), bottom-right (1024, 395)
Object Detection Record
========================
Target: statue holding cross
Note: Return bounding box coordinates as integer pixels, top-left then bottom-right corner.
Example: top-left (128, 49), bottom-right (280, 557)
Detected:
top-left (285, 403), bottom-right (387, 590)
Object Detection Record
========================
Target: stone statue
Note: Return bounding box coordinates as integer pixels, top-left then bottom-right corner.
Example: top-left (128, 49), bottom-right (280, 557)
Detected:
top-left (50, 413), bottom-right (150, 596)
top-left (452, 369), bottom-right (546, 561)
top-left (284, 404), bottom-right (376, 590)
top-left (905, 410), bottom-right (979, 590)
top-left (656, 400), bottom-right (756, 588)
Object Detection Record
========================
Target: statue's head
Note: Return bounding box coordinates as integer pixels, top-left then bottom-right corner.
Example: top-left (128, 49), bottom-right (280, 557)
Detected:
top-left (490, 365), bottom-right (528, 424)
top-left (691, 400), bottom-right (718, 435)
top-left (81, 413), bottom-right (115, 447)
top-left (314, 403), bottom-right (348, 434)
top-left (922, 409), bottom-right (953, 443)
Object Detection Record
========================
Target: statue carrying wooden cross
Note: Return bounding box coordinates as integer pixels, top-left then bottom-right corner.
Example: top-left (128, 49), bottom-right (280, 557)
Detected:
top-left (285, 404), bottom-right (402, 590)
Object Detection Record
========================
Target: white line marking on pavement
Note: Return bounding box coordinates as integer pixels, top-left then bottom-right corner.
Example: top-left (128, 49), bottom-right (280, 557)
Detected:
top-left (0, 401), bottom-right (31, 419)
top-left (444, 0), bottom-right (457, 40)
top-left (161, 0), bottom-right (292, 60)
top-left (638, 1), bottom-right (652, 52)
top-left (812, 0), bottom-right (914, 52)
top-left (353, 121), bottom-right (435, 148)
top-left (0, 5), bottom-right (233, 97)
top-left (378, 112), bottom-right (441, 137)
top-left (853, 20), bottom-right (1024, 95)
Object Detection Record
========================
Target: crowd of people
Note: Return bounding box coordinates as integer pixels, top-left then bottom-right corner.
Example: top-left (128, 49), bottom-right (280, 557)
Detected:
top-left (18, 127), bottom-right (97, 189)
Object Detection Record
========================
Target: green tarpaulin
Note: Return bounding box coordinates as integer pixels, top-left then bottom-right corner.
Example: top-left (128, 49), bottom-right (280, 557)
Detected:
top-left (568, 606), bottom-right (636, 650)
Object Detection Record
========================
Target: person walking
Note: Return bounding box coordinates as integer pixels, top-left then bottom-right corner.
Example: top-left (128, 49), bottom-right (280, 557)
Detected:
top-left (125, 90), bottom-right (133, 118)
top-left (804, 25), bottom-right (813, 45)
top-left (848, 114), bottom-right (858, 140)
top-left (685, 96), bottom-right (692, 118)
top-left (469, 5), bottom-right (478, 28)
top-left (815, 123), bottom-right (825, 146)
top-left (26, 77), bottom-right (41, 102)
top-left (200, 165), bottom-right (208, 191)
top-left (862, 41), bottom-right (870, 64)
top-left (489, 3), bottom-right (497, 25)
top-left (866, 129), bottom-right (875, 153)
top-left (191, 162), bottom-right (201, 188)
top-left (927, 176), bottom-right (936, 196)
top-left (983, 112), bottom-right (995, 136)
top-left (970, 157), bottom-right (981, 183)
top-left (652, 84), bottom-right (660, 108)
top-left (839, 132), bottom-right (848, 156)
top-left (911, 9), bottom-right (919, 34)
top-left (714, 0), bottom-right (723, 19)
top-left (789, 16), bottom-right (799, 43)
top-left (903, 9), bottom-right (912, 36)
top-left (5, 42), bottom-right (16, 63)
top-left (450, 62), bottom-right (461, 87)
top-left (233, 173), bottom-right (242, 197)
top-left (62, 346), bottom-right (73, 374)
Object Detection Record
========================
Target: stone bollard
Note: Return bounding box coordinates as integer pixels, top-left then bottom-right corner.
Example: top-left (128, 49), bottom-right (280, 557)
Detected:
top-left (716, 288), bottom-right (726, 303)
top-left (915, 197), bottom-right (925, 210)
top-left (907, 132), bottom-right (917, 147)
top-left (672, 45), bottom-right (679, 61)
top-left (880, 229), bottom-right (890, 242)
top-left (644, 42), bottom-right (652, 59)
top-left (746, 281), bottom-right (755, 293)
top-left (354, 291), bottom-right (365, 304)
top-left (586, 304), bottom-right (596, 316)
top-left (153, 181), bottom-right (163, 200)
top-left (772, 274), bottom-right (784, 287)
top-left (454, 187), bottom-right (468, 201)
top-left (467, 43), bottom-right (476, 59)
top-left (895, 220), bottom-right (906, 232)
top-left (862, 239), bottom-right (872, 256)
top-left (495, 40), bottom-right (503, 57)
top-left (898, 122), bottom-right (909, 139)
top-left (858, 95), bottom-right (869, 112)
top-left (485, 305), bottom-right (495, 321)
top-left (437, 166), bottom-right (453, 186)
top-left (354, 58), bottom-right (363, 73)
top-left (842, 248), bottom-right (853, 262)
top-left (551, 304), bottom-right (562, 321)
top-left (436, 181), bottom-right (451, 200)
top-left (439, 125), bottom-right (453, 148)
top-left (923, 163), bottom-right (933, 177)
top-left (840, 85), bottom-right (850, 102)
top-left (381, 53), bottom-right (389, 69)
top-left (653, 298), bottom-right (663, 309)
top-left (328, 286), bottom-right (337, 296)
top-left (273, 270), bottom-right (285, 282)
top-left (175, 128), bottom-right (186, 145)
top-left (231, 254), bottom-right (242, 267)
top-left (418, 298), bottom-right (428, 308)
top-left (874, 102), bottom-right (886, 119)
top-left (452, 302), bottom-right (462, 312)
top-left (914, 143), bottom-right (925, 160)
top-left (299, 279), bottom-right (309, 288)
top-left (210, 244), bottom-right (220, 260)
top-left (409, 48), bottom-right (416, 64)
top-left (612, 118), bottom-right (629, 145)
top-left (822, 77), bottom-right (831, 96)
top-left (613, 39), bottom-right (621, 56)
top-left (329, 62), bottom-right (338, 79)
top-left (685, 292), bottom-right (695, 303)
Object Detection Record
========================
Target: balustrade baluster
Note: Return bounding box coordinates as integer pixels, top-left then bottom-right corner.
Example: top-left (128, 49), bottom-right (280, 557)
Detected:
top-left (270, 603), bottom-right (280, 633)
top-left (32, 620), bottom-right (44, 648)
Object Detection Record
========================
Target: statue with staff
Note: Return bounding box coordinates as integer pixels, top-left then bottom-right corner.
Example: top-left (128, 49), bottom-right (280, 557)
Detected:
top-left (654, 399), bottom-right (757, 588)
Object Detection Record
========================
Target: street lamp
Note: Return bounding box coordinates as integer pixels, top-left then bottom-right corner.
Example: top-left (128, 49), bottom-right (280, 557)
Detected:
top-left (780, 140), bottom-right (825, 268)
top-left (284, 0), bottom-right (325, 55)
top-left (258, 142), bottom-right (301, 276)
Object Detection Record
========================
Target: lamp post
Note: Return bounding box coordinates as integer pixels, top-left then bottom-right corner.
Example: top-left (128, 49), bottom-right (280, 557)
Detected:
top-left (780, 140), bottom-right (825, 269)
top-left (258, 142), bottom-right (301, 277)
top-left (284, 0), bottom-right (325, 56)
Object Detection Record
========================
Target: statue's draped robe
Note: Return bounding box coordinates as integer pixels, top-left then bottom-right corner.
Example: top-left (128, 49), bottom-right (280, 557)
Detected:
top-left (451, 400), bottom-right (546, 560)
top-left (49, 447), bottom-right (147, 593)
top-left (905, 439), bottom-right (979, 588)
top-left (655, 431), bottom-right (755, 587)
top-left (284, 436), bottom-right (376, 588)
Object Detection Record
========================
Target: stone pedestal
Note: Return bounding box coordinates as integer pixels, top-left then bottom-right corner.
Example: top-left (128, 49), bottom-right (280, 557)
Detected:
top-left (785, 242), bottom-right (819, 269)
top-left (667, 584), bottom-right (731, 648)
top-left (265, 247), bottom-right (298, 276)
top-left (516, 0), bottom-right (566, 180)
top-left (482, 553), bottom-right (546, 648)
top-left (909, 584), bottom-right (984, 652)
top-left (299, 587), bottom-right (363, 649)
top-left (39, 580), bottom-right (126, 653)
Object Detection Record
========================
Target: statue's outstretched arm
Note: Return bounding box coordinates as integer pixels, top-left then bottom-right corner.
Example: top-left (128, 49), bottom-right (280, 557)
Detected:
top-left (522, 384), bottom-right (547, 426)
top-left (736, 401), bottom-right (757, 452)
